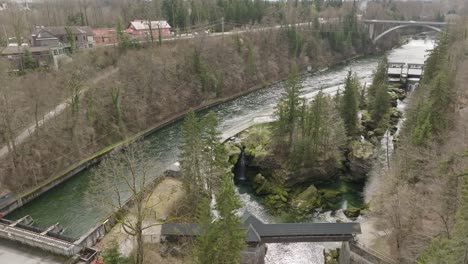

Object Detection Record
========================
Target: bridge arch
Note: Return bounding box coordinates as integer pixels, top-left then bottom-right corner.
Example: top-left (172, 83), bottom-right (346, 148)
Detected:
top-left (373, 24), bottom-right (442, 43)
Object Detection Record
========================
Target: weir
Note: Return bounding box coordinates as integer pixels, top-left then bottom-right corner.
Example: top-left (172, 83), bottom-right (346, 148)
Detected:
top-left (387, 62), bottom-right (424, 84)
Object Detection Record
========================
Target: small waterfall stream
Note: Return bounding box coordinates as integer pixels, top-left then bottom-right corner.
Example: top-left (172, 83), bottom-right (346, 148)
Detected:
top-left (235, 147), bottom-right (248, 184)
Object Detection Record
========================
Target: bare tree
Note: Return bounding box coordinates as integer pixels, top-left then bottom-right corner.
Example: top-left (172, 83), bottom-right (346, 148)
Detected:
top-left (88, 142), bottom-right (162, 264)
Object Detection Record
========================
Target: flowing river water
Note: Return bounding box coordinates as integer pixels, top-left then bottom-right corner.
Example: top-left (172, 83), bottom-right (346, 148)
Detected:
top-left (8, 36), bottom-right (435, 263)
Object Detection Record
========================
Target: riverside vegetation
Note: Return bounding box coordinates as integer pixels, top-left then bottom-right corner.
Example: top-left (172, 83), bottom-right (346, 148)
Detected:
top-left (225, 56), bottom-right (406, 220)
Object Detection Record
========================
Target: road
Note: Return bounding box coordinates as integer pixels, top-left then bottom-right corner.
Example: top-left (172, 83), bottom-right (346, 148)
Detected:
top-left (0, 68), bottom-right (118, 159)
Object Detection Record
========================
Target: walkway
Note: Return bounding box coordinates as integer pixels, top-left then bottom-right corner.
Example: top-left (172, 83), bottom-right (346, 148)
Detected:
top-left (0, 220), bottom-right (78, 256)
top-left (0, 238), bottom-right (65, 264)
top-left (362, 19), bottom-right (447, 26)
top-left (0, 68), bottom-right (118, 159)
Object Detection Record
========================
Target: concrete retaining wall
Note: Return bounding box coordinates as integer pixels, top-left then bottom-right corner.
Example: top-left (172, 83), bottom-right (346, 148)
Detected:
top-left (340, 241), bottom-right (396, 264)
top-left (74, 176), bottom-right (163, 248)
top-left (0, 153), bottom-right (109, 216)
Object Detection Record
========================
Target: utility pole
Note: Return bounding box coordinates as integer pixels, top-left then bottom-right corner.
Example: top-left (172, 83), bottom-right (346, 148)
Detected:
top-left (221, 17), bottom-right (225, 35)
top-left (2, 25), bottom-right (8, 45)
top-left (221, 17), bottom-right (225, 46)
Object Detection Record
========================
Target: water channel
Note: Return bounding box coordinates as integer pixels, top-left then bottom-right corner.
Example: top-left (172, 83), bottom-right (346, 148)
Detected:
top-left (8, 36), bottom-right (435, 263)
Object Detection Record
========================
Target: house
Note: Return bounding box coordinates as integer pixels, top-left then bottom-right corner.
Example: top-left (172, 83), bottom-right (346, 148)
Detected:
top-left (92, 28), bottom-right (118, 45)
top-left (125, 20), bottom-right (171, 39)
top-left (0, 45), bottom-right (70, 70)
top-left (31, 26), bottom-right (95, 49)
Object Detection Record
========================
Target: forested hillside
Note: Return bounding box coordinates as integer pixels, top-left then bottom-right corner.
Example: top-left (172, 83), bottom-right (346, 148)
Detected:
top-left (371, 20), bottom-right (468, 263)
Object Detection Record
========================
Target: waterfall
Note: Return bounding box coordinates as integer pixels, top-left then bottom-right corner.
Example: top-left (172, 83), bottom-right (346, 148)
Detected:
top-left (235, 147), bottom-right (248, 184)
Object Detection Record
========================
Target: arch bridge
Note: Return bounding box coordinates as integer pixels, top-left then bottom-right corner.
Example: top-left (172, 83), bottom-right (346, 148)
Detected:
top-left (362, 20), bottom-right (448, 44)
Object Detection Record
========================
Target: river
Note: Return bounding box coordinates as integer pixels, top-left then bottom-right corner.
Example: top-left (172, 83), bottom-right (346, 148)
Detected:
top-left (8, 36), bottom-right (434, 263)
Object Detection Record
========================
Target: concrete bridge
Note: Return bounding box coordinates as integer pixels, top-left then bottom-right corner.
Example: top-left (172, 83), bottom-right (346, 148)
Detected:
top-left (362, 19), bottom-right (448, 44)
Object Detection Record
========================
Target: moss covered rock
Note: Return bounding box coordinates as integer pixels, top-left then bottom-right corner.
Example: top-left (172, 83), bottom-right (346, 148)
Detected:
top-left (225, 141), bottom-right (242, 166)
top-left (324, 249), bottom-right (340, 264)
top-left (344, 207), bottom-right (361, 218)
top-left (389, 87), bottom-right (406, 101)
top-left (320, 189), bottom-right (343, 209)
top-left (239, 124), bottom-right (271, 166)
top-left (290, 185), bottom-right (321, 216)
top-left (347, 140), bottom-right (375, 182)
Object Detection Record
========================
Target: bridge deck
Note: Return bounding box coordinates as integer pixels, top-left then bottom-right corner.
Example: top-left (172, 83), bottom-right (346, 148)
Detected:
top-left (161, 211), bottom-right (361, 244)
top-left (362, 20), bottom-right (447, 26)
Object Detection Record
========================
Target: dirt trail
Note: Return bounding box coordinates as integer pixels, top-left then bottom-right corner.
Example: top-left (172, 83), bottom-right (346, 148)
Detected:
top-left (0, 67), bottom-right (118, 160)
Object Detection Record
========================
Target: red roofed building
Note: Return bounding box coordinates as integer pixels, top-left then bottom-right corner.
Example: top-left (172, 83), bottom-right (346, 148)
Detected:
top-left (92, 28), bottom-right (117, 45)
top-left (125, 20), bottom-right (171, 39)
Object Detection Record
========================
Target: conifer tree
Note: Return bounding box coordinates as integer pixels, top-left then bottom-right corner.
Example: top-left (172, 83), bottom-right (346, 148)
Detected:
top-left (201, 111), bottom-right (228, 191)
top-left (193, 175), bottom-right (246, 264)
top-left (371, 82), bottom-right (390, 128)
top-left (367, 58), bottom-right (391, 131)
top-left (300, 91), bottom-right (346, 167)
top-left (179, 111), bottom-right (204, 201)
top-left (193, 196), bottom-right (217, 264)
top-left (274, 67), bottom-right (303, 150)
top-left (367, 57), bottom-right (388, 99)
top-left (213, 174), bottom-right (246, 263)
top-left (65, 26), bottom-right (76, 53)
top-left (340, 71), bottom-right (360, 139)
top-left (23, 49), bottom-right (38, 70)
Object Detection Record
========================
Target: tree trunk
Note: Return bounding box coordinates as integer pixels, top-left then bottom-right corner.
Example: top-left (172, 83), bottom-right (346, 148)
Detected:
top-left (135, 219), bottom-right (144, 264)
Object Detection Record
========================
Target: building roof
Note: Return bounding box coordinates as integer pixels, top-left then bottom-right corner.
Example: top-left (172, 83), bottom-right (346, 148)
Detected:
top-left (32, 26), bottom-right (93, 37)
top-left (253, 222), bottom-right (362, 237)
top-left (1, 46), bottom-right (51, 55)
top-left (161, 224), bottom-right (200, 236)
top-left (128, 20), bottom-right (171, 30)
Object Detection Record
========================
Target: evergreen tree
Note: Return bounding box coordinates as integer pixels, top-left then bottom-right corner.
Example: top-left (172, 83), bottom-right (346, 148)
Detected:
top-left (340, 71), bottom-right (360, 139)
top-left (214, 174), bottom-right (246, 263)
top-left (193, 175), bottom-right (246, 264)
top-left (193, 196), bottom-right (217, 264)
top-left (201, 111), bottom-right (228, 191)
top-left (371, 81), bottom-right (390, 129)
top-left (179, 111), bottom-right (205, 201)
top-left (367, 57), bottom-right (388, 100)
top-left (116, 17), bottom-right (137, 51)
top-left (65, 26), bottom-right (76, 53)
top-left (274, 68), bottom-right (303, 150)
top-left (367, 57), bottom-right (391, 132)
top-left (102, 240), bottom-right (130, 264)
top-left (299, 91), bottom-right (346, 167)
top-left (23, 49), bottom-right (38, 70)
